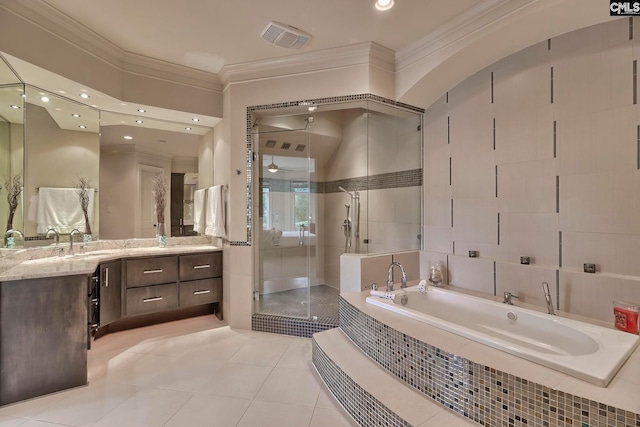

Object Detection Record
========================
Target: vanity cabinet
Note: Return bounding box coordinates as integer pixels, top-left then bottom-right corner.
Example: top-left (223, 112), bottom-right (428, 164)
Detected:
top-left (178, 252), bottom-right (222, 308)
top-left (124, 256), bottom-right (179, 316)
top-left (99, 260), bottom-right (122, 326)
top-left (0, 275), bottom-right (88, 405)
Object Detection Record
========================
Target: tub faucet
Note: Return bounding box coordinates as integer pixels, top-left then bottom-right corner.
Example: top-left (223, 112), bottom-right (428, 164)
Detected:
top-left (503, 291), bottom-right (519, 305)
top-left (69, 228), bottom-right (82, 254)
top-left (542, 282), bottom-right (556, 315)
top-left (387, 262), bottom-right (407, 291)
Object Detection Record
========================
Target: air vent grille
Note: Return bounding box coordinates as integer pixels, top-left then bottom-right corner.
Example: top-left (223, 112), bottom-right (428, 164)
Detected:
top-left (260, 21), bottom-right (311, 49)
top-left (266, 140), bottom-right (276, 148)
top-left (295, 144), bottom-right (306, 152)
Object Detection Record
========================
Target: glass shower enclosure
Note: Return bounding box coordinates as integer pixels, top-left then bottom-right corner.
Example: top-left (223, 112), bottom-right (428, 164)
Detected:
top-left (251, 97), bottom-right (423, 325)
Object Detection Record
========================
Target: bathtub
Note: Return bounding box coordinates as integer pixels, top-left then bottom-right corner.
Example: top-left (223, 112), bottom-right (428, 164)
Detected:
top-left (366, 286), bottom-right (639, 387)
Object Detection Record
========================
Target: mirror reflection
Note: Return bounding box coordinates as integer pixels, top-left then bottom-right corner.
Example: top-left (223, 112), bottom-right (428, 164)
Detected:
top-left (0, 84), bottom-right (24, 243)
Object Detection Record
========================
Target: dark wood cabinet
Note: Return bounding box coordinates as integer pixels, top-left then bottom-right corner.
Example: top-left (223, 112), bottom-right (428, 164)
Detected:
top-left (99, 260), bottom-right (122, 326)
top-left (0, 275), bottom-right (88, 405)
top-left (125, 283), bottom-right (179, 316)
top-left (125, 256), bottom-right (178, 288)
top-left (179, 252), bottom-right (222, 281)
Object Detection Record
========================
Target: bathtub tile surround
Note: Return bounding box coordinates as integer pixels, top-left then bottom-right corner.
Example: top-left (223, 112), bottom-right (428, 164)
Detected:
top-left (326, 295), bottom-right (640, 427)
top-left (423, 18), bottom-right (640, 323)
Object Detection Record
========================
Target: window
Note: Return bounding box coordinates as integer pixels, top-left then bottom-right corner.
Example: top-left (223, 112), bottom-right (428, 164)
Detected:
top-left (291, 180), bottom-right (309, 228)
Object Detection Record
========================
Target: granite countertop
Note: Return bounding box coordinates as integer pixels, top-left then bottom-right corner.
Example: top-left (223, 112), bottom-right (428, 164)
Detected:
top-left (0, 244), bottom-right (221, 282)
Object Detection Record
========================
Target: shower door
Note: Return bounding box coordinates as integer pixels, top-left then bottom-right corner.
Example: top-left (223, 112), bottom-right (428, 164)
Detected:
top-left (254, 129), bottom-right (317, 319)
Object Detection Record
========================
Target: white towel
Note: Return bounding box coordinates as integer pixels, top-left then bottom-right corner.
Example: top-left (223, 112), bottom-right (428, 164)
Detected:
top-left (193, 189), bottom-right (206, 234)
top-left (370, 290), bottom-right (396, 300)
top-left (204, 185), bottom-right (226, 238)
top-left (36, 188), bottom-right (95, 234)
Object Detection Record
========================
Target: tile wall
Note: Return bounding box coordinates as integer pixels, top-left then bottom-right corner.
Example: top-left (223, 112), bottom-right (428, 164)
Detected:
top-left (423, 18), bottom-right (640, 322)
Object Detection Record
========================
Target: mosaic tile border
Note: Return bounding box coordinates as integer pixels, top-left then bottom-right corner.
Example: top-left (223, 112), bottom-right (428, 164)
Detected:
top-left (244, 93), bottom-right (424, 246)
top-left (338, 297), bottom-right (640, 427)
top-left (312, 337), bottom-right (411, 427)
top-left (260, 168), bottom-right (422, 195)
top-left (251, 313), bottom-right (338, 338)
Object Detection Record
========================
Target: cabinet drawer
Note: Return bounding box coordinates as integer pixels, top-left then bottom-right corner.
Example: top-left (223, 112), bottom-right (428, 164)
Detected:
top-left (179, 278), bottom-right (222, 307)
top-left (179, 252), bottom-right (222, 281)
top-left (125, 283), bottom-right (178, 316)
top-left (126, 256), bottom-right (178, 288)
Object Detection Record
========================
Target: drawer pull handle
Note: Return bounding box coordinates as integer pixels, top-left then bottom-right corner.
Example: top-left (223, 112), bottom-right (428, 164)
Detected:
top-left (143, 269), bottom-right (163, 274)
top-left (193, 290), bottom-right (211, 295)
top-left (193, 264), bottom-right (211, 269)
top-left (143, 296), bottom-right (163, 303)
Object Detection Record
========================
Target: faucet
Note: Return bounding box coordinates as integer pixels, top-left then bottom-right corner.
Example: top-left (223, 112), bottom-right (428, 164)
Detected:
top-left (503, 291), bottom-right (519, 305)
top-left (542, 282), bottom-right (556, 315)
top-left (69, 228), bottom-right (82, 254)
top-left (46, 228), bottom-right (60, 245)
top-left (387, 261), bottom-right (407, 291)
top-left (4, 229), bottom-right (23, 248)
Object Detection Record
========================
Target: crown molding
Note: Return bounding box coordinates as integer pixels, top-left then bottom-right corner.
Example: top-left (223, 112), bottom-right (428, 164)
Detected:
top-left (0, 0), bottom-right (222, 92)
top-left (220, 42), bottom-right (395, 85)
top-left (395, 0), bottom-right (538, 71)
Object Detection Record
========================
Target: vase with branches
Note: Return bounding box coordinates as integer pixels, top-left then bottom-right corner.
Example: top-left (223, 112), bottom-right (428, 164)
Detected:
top-left (152, 173), bottom-right (168, 247)
top-left (75, 177), bottom-right (93, 240)
top-left (5, 173), bottom-right (22, 233)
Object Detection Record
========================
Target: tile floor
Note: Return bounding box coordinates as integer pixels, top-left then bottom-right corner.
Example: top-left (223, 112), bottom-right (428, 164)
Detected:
top-left (0, 315), bottom-right (357, 427)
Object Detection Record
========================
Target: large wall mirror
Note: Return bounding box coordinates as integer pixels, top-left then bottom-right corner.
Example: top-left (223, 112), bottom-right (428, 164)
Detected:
top-left (0, 53), bottom-right (216, 248)
top-left (0, 57), bottom-right (24, 246)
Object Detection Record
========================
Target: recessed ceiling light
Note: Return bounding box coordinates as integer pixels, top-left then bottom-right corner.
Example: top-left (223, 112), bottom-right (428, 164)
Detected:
top-left (40, 96), bottom-right (50, 103)
top-left (308, 106), bottom-right (317, 112)
top-left (79, 125), bottom-right (87, 129)
top-left (136, 120), bottom-right (143, 124)
top-left (138, 108), bottom-right (146, 113)
top-left (124, 135), bottom-right (133, 140)
top-left (192, 118), bottom-right (200, 122)
top-left (58, 90), bottom-right (66, 94)
top-left (71, 113), bottom-right (81, 118)
top-left (9, 105), bottom-right (20, 109)
top-left (375, 0), bottom-right (394, 10)
top-left (79, 93), bottom-right (90, 99)
top-left (185, 127), bottom-right (192, 131)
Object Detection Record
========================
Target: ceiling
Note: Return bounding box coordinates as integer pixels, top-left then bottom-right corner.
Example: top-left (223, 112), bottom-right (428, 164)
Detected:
top-left (39, 0), bottom-right (485, 74)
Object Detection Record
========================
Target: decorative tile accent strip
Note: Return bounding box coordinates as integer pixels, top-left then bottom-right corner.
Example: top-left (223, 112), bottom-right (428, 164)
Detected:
top-left (312, 337), bottom-right (411, 427)
top-left (338, 297), bottom-right (640, 427)
top-left (325, 169), bottom-right (422, 193)
top-left (252, 313), bottom-right (337, 338)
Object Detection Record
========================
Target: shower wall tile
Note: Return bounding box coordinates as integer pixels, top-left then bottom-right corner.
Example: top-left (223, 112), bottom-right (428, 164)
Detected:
top-left (448, 70), bottom-right (493, 155)
top-left (497, 159), bottom-right (557, 213)
top-left (367, 189), bottom-right (396, 222)
top-left (451, 150), bottom-right (496, 199)
top-left (424, 185), bottom-right (451, 228)
top-left (562, 231), bottom-right (640, 277)
top-left (559, 270), bottom-right (640, 323)
top-left (493, 105), bottom-right (554, 165)
top-left (259, 249), bottom-right (282, 281)
top-left (559, 171), bottom-right (640, 234)
top-left (423, 226), bottom-right (452, 254)
top-left (424, 144), bottom-right (450, 189)
top-left (423, 94), bottom-right (448, 150)
top-left (447, 255), bottom-right (494, 294)
top-left (451, 240), bottom-right (505, 262)
top-left (500, 212), bottom-right (559, 266)
top-left (394, 187), bottom-right (422, 224)
top-left (492, 40), bottom-right (550, 110)
top-left (452, 198), bottom-right (498, 245)
top-left (552, 18), bottom-right (632, 116)
top-left (495, 262), bottom-right (558, 309)
top-left (556, 107), bottom-right (637, 176)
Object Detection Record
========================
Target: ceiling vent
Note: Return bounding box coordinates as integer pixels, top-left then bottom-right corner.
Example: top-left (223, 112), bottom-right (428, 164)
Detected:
top-left (260, 21), bottom-right (311, 49)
